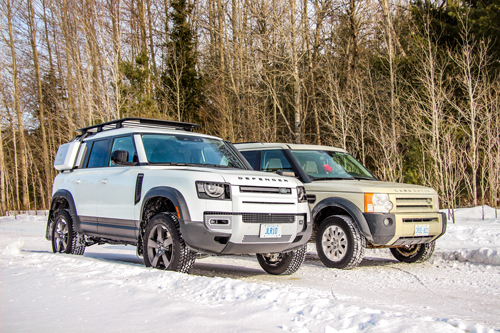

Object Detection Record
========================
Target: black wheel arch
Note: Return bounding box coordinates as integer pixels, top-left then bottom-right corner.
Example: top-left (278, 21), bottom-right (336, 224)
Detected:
top-left (311, 197), bottom-right (374, 243)
top-left (46, 190), bottom-right (81, 240)
top-left (140, 186), bottom-right (191, 224)
top-left (139, 187), bottom-right (192, 251)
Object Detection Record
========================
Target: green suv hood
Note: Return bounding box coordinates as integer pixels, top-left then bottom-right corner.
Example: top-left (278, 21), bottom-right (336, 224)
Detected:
top-left (306, 179), bottom-right (437, 195)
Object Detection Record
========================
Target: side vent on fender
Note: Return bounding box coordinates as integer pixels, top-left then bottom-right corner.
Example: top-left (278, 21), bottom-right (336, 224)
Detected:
top-left (135, 173), bottom-right (144, 204)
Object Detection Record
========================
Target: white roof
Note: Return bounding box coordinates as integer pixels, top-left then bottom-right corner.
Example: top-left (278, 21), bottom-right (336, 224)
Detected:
top-left (234, 142), bottom-right (347, 153)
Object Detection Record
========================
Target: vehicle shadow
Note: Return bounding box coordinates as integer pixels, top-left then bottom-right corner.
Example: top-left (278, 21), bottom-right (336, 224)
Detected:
top-left (191, 261), bottom-right (265, 278)
top-left (83, 252), bottom-right (144, 265)
top-left (303, 253), bottom-right (399, 268)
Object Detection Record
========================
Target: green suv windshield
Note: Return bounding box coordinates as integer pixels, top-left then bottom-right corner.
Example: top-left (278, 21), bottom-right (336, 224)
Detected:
top-left (142, 134), bottom-right (245, 168)
top-left (290, 150), bottom-right (375, 180)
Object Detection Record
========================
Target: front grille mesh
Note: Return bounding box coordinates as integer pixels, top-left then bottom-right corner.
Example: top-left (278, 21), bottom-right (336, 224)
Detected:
top-left (242, 213), bottom-right (296, 224)
top-left (403, 217), bottom-right (439, 223)
top-left (395, 197), bottom-right (434, 211)
top-left (204, 212), bottom-right (298, 224)
top-left (393, 236), bottom-right (433, 246)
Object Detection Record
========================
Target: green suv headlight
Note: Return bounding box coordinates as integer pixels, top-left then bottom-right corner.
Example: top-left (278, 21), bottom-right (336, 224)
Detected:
top-left (196, 181), bottom-right (231, 200)
top-left (365, 193), bottom-right (393, 213)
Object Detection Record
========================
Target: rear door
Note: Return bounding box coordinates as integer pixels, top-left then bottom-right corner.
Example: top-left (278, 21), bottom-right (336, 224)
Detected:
top-left (71, 138), bottom-right (110, 235)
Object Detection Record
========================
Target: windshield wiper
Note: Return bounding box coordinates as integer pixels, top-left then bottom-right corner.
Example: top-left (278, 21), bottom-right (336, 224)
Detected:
top-left (351, 176), bottom-right (376, 180)
top-left (195, 164), bottom-right (235, 168)
top-left (157, 162), bottom-right (199, 167)
top-left (158, 162), bottom-right (236, 168)
top-left (310, 177), bottom-right (354, 181)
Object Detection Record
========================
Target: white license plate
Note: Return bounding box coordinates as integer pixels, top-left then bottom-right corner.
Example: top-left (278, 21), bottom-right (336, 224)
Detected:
top-left (414, 224), bottom-right (429, 236)
top-left (260, 224), bottom-right (282, 238)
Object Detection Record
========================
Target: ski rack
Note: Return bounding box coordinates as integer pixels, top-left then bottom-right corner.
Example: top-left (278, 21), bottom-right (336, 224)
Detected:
top-left (77, 117), bottom-right (200, 135)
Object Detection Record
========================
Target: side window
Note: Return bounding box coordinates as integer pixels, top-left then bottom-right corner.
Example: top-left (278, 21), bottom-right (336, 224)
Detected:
top-left (240, 151), bottom-right (260, 170)
top-left (261, 150), bottom-right (292, 172)
top-left (86, 139), bottom-right (109, 168)
top-left (109, 136), bottom-right (137, 166)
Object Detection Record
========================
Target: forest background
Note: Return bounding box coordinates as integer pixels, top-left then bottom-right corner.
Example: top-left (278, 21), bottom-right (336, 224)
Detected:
top-left (0, 0), bottom-right (499, 219)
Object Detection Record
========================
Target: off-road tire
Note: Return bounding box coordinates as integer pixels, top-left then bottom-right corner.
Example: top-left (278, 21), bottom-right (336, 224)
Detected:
top-left (316, 215), bottom-right (365, 269)
top-left (143, 213), bottom-right (196, 273)
top-left (390, 241), bottom-right (436, 263)
top-left (257, 244), bottom-right (307, 275)
top-left (51, 210), bottom-right (86, 255)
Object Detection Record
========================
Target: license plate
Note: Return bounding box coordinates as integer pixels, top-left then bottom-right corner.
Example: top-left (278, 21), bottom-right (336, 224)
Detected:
top-left (415, 224), bottom-right (429, 236)
top-left (260, 224), bottom-right (282, 238)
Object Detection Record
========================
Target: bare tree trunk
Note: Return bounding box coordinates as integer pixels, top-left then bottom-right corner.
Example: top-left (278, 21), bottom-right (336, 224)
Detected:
top-left (290, 0), bottom-right (301, 143)
top-left (0, 87), bottom-right (6, 214)
top-left (6, 0), bottom-right (30, 210)
top-left (27, 0), bottom-right (52, 208)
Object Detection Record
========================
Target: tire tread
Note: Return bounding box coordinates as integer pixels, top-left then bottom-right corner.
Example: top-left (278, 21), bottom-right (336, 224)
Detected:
top-left (316, 215), bottom-right (365, 270)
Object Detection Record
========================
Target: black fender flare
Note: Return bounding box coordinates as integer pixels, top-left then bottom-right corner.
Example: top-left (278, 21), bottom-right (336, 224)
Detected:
top-left (311, 197), bottom-right (373, 242)
top-left (46, 190), bottom-right (82, 239)
top-left (140, 186), bottom-right (192, 231)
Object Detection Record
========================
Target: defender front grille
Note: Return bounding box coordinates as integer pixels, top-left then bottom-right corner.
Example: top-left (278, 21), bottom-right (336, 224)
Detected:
top-left (242, 213), bottom-right (296, 224)
top-left (204, 212), bottom-right (300, 224)
top-left (239, 186), bottom-right (291, 194)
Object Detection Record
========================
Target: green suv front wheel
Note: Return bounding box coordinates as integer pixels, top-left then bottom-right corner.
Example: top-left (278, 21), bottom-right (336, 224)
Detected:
top-left (316, 215), bottom-right (365, 269)
top-left (390, 241), bottom-right (436, 263)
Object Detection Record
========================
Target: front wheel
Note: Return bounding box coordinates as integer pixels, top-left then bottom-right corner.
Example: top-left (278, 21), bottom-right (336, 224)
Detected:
top-left (143, 213), bottom-right (195, 273)
top-left (51, 210), bottom-right (85, 255)
top-left (390, 241), bottom-right (435, 263)
top-left (316, 215), bottom-right (365, 269)
top-left (257, 244), bottom-right (307, 275)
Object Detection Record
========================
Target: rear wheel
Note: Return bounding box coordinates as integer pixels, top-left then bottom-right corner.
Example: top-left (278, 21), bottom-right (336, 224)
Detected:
top-left (390, 241), bottom-right (435, 263)
top-left (143, 213), bottom-right (195, 273)
top-left (51, 210), bottom-right (85, 255)
top-left (316, 215), bottom-right (365, 269)
top-left (257, 244), bottom-right (307, 275)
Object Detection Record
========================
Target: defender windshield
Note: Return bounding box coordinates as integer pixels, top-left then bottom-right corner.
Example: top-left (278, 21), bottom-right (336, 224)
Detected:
top-left (290, 150), bottom-right (375, 180)
top-left (142, 134), bottom-right (245, 168)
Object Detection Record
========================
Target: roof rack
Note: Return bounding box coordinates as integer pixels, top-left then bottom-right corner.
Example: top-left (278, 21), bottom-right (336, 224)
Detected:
top-left (77, 117), bottom-right (200, 135)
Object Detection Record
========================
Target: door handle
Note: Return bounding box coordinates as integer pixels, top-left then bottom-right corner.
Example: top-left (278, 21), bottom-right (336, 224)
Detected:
top-left (100, 179), bottom-right (108, 184)
top-left (73, 179), bottom-right (81, 184)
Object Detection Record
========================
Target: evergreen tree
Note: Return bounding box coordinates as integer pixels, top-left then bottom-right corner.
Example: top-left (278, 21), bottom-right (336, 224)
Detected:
top-left (161, 0), bottom-right (203, 123)
top-left (118, 51), bottom-right (158, 118)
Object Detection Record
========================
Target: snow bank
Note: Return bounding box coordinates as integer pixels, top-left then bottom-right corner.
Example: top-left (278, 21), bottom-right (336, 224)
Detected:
top-left (2, 239), bottom-right (25, 255)
top-left (437, 206), bottom-right (500, 266)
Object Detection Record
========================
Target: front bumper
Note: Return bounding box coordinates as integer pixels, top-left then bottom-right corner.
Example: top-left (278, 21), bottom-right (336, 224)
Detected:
top-left (181, 212), bottom-right (312, 254)
top-left (363, 211), bottom-right (446, 246)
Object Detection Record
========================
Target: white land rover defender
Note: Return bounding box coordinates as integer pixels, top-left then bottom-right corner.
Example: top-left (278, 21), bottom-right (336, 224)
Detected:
top-left (46, 118), bottom-right (311, 275)
top-left (235, 143), bottom-right (446, 269)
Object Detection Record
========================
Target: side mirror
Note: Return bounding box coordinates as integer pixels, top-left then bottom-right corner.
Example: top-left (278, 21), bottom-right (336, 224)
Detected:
top-left (277, 170), bottom-right (296, 177)
top-left (111, 150), bottom-right (129, 165)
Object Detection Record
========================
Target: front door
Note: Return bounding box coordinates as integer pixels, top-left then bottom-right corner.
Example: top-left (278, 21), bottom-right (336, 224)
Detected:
top-left (96, 135), bottom-right (140, 242)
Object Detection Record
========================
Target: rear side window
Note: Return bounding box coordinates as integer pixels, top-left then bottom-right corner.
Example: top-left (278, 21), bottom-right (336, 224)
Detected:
top-left (261, 150), bottom-right (293, 172)
top-left (240, 151), bottom-right (260, 170)
top-left (86, 139), bottom-right (109, 168)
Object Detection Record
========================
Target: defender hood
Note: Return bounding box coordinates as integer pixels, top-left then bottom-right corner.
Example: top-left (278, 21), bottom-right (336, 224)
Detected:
top-left (149, 166), bottom-right (302, 187)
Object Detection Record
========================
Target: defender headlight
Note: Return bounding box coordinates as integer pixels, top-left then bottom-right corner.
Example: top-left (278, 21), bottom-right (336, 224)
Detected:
top-left (297, 186), bottom-right (307, 203)
top-left (196, 182), bottom-right (231, 200)
top-left (365, 193), bottom-right (393, 213)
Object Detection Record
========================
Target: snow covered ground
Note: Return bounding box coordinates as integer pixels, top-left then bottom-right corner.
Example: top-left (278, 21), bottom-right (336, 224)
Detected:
top-left (1, 207), bottom-right (499, 333)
